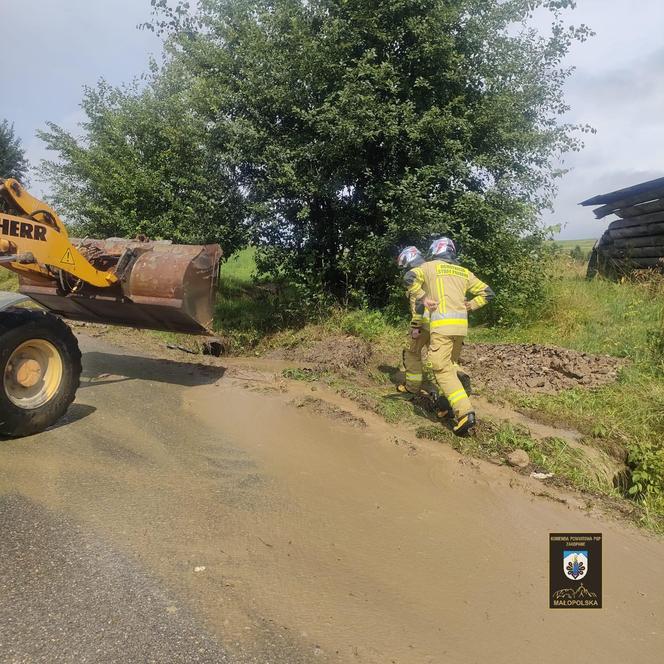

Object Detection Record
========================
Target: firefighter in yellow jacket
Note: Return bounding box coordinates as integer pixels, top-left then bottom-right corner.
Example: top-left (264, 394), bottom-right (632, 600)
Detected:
top-left (396, 246), bottom-right (430, 395)
top-left (404, 237), bottom-right (494, 436)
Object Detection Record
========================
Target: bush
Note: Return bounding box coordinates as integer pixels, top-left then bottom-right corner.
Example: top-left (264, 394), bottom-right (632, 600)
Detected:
top-left (570, 245), bottom-right (585, 261)
top-left (338, 309), bottom-right (392, 343)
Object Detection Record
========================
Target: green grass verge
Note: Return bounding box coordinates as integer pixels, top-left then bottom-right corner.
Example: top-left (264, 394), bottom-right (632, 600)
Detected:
top-left (555, 238), bottom-right (598, 253)
top-left (470, 260), bottom-right (663, 362)
top-left (416, 420), bottom-right (610, 495)
top-left (219, 246), bottom-right (257, 283)
top-left (467, 262), bottom-right (664, 526)
top-left (214, 246), bottom-right (311, 349)
top-left (0, 269), bottom-right (18, 291)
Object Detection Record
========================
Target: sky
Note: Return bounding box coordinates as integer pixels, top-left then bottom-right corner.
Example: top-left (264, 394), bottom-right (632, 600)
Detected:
top-left (1, 0), bottom-right (662, 240)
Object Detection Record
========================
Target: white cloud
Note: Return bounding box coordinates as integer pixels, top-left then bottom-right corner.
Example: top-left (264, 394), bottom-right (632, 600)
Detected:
top-left (535, 0), bottom-right (664, 239)
top-left (0, 0), bottom-right (160, 195)
top-left (2, 0), bottom-right (661, 241)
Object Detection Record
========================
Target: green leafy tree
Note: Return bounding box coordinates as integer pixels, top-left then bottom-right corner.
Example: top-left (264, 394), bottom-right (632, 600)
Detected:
top-left (39, 73), bottom-right (247, 249)
top-left (152, 0), bottom-right (591, 320)
top-left (43, 0), bottom-right (592, 323)
top-left (0, 120), bottom-right (29, 183)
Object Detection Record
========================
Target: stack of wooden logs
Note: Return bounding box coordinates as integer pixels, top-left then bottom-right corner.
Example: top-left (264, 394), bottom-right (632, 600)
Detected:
top-left (581, 177), bottom-right (664, 278)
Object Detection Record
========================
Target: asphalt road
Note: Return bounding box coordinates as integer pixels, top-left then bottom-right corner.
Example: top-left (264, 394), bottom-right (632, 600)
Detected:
top-left (0, 337), bottom-right (311, 664)
top-left (1, 333), bottom-right (663, 664)
top-left (0, 493), bottom-right (234, 663)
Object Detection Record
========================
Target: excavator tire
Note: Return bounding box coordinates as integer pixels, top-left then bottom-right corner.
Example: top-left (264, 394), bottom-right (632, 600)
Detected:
top-left (0, 309), bottom-right (81, 438)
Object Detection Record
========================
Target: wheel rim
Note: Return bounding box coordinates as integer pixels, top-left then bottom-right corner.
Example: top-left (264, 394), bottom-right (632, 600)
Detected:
top-left (3, 339), bottom-right (64, 409)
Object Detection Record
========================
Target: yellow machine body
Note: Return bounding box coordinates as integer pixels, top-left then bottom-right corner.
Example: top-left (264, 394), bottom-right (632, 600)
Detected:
top-left (0, 179), bottom-right (118, 287)
top-left (0, 179), bottom-right (222, 334)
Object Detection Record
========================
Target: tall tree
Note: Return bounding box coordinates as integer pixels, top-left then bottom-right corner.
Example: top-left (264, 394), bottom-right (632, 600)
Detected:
top-left (43, 0), bottom-right (592, 322)
top-left (154, 0), bottom-right (591, 318)
top-left (0, 120), bottom-right (29, 183)
top-left (39, 73), bottom-right (248, 249)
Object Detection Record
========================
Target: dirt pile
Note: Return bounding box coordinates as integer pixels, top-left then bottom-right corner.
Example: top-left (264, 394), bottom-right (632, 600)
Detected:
top-left (461, 343), bottom-right (627, 394)
top-left (291, 397), bottom-right (367, 428)
top-left (275, 335), bottom-right (372, 371)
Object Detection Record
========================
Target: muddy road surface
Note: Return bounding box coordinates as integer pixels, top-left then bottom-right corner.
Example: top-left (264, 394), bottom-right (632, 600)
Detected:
top-left (1, 335), bottom-right (662, 664)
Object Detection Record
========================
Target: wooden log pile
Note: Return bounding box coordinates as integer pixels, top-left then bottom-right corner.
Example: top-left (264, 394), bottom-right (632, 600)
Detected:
top-left (581, 177), bottom-right (664, 278)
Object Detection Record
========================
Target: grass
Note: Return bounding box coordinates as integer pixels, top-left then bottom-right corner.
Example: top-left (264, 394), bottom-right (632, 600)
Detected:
top-left (281, 367), bottom-right (326, 382)
top-left (416, 420), bottom-right (610, 495)
top-left (555, 238), bottom-right (598, 254)
top-left (220, 246), bottom-right (257, 283)
top-left (467, 259), bottom-right (664, 528)
top-left (213, 247), bottom-right (309, 349)
top-left (0, 269), bottom-right (18, 291)
top-left (337, 383), bottom-right (423, 424)
top-left (470, 259), bottom-right (663, 362)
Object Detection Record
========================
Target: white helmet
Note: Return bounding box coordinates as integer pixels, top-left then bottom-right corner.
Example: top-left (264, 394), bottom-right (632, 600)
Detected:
top-left (428, 237), bottom-right (456, 261)
top-left (397, 246), bottom-right (424, 270)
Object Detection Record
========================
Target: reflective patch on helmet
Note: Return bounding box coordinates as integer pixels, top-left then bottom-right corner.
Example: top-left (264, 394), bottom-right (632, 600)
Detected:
top-left (398, 246), bottom-right (421, 268)
top-left (429, 237), bottom-right (456, 257)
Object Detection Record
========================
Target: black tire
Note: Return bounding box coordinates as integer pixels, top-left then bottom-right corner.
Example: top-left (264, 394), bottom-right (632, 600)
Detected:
top-left (0, 310), bottom-right (81, 437)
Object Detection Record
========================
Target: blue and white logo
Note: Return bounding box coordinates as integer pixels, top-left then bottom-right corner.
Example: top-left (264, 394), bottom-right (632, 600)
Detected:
top-left (563, 550), bottom-right (588, 581)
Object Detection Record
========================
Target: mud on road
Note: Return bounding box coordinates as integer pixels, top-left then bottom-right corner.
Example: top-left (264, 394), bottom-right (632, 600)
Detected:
top-left (1, 333), bottom-right (662, 664)
top-left (268, 333), bottom-right (626, 395)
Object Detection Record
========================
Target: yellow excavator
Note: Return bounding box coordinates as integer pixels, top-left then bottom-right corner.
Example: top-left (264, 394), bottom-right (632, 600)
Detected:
top-left (0, 178), bottom-right (222, 437)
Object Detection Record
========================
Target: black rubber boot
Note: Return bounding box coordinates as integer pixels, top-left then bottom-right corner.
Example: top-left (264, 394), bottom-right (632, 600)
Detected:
top-left (457, 371), bottom-right (472, 396)
top-left (396, 383), bottom-right (421, 397)
top-left (453, 412), bottom-right (476, 437)
top-left (435, 395), bottom-right (451, 419)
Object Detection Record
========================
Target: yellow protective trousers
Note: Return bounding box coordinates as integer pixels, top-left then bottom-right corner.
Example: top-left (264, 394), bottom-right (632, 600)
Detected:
top-left (426, 334), bottom-right (473, 418)
top-left (403, 328), bottom-right (430, 393)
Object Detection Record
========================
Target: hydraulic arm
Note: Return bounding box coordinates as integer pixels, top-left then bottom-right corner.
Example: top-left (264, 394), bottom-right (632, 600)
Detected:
top-left (0, 179), bottom-right (118, 287)
top-left (0, 179), bottom-right (222, 335)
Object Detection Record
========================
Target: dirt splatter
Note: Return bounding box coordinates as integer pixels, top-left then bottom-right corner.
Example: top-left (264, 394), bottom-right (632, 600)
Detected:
top-left (273, 335), bottom-right (372, 371)
top-left (461, 343), bottom-right (626, 394)
top-left (291, 396), bottom-right (367, 428)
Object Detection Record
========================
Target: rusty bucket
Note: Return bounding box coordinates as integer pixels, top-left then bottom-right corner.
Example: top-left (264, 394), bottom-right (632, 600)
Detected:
top-left (17, 239), bottom-right (223, 334)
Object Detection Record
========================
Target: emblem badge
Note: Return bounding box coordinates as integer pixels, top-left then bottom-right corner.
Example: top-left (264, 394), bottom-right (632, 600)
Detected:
top-left (563, 550), bottom-right (588, 581)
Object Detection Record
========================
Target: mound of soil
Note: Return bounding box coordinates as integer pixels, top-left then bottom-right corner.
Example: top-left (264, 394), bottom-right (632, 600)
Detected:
top-left (277, 335), bottom-right (372, 371)
top-left (461, 343), bottom-right (627, 395)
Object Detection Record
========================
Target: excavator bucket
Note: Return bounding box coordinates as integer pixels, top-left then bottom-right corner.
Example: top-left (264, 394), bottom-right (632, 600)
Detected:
top-left (16, 239), bottom-right (222, 335)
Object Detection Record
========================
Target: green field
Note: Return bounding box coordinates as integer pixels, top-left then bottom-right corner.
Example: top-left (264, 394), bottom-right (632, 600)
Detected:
top-left (555, 238), bottom-right (598, 254)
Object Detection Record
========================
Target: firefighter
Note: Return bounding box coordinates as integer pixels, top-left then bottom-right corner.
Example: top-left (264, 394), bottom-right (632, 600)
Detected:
top-left (406, 237), bottom-right (494, 436)
top-left (396, 246), bottom-right (430, 395)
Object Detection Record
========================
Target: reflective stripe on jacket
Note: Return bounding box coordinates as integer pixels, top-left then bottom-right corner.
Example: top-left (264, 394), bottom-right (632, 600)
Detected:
top-left (405, 259), bottom-right (494, 337)
top-left (405, 267), bottom-right (430, 329)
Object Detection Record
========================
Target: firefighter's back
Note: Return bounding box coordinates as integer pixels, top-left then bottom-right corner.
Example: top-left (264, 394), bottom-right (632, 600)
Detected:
top-left (420, 259), bottom-right (471, 336)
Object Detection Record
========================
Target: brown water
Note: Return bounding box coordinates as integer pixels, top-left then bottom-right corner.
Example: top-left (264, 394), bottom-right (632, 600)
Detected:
top-left (185, 375), bottom-right (664, 664)
top-left (0, 338), bottom-right (662, 663)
